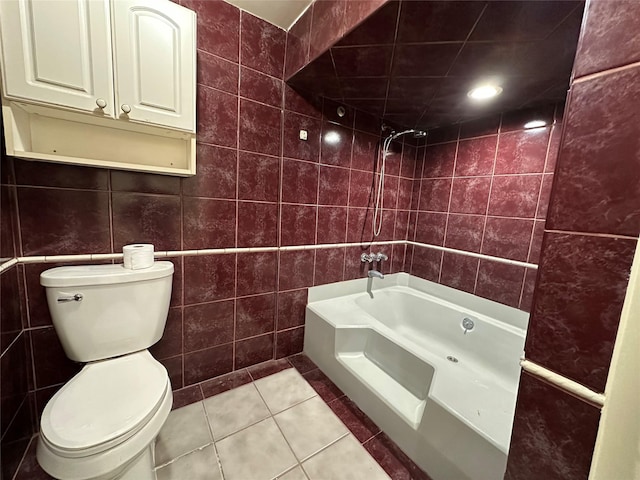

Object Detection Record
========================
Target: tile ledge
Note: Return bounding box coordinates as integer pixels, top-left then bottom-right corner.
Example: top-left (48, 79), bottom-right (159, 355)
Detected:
top-left (520, 358), bottom-right (605, 408)
top-left (1, 241), bottom-right (539, 269)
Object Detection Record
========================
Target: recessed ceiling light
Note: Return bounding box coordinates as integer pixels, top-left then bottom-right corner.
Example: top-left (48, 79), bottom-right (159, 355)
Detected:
top-left (524, 120), bottom-right (547, 129)
top-left (467, 85), bottom-right (503, 100)
top-left (324, 131), bottom-right (340, 145)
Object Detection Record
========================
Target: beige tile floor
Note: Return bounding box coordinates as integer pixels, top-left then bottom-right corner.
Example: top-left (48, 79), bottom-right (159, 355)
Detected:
top-left (154, 368), bottom-right (391, 480)
top-left (12, 356), bottom-right (429, 480)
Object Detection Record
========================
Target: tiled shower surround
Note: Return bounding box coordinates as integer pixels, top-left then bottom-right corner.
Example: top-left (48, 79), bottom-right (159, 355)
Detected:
top-left (1, 1), bottom-right (639, 480)
top-left (407, 106), bottom-right (561, 311)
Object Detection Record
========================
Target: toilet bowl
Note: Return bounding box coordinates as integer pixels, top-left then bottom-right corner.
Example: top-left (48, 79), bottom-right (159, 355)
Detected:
top-left (37, 262), bottom-right (174, 479)
top-left (37, 351), bottom-right (172, 480)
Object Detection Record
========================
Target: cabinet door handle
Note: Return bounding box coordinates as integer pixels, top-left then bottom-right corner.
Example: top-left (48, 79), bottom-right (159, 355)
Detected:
top-left (96, 98), bottom-right (107, 109)
top-left (121, 104), bottom-right (131, 114)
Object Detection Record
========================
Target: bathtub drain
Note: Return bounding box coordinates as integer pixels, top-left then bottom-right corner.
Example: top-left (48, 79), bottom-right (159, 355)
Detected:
top-left (446, 356), bottom-right (458, 363)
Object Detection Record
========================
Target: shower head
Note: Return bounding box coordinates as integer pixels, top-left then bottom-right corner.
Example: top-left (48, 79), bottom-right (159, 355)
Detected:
top-left (376, 128), bottom-right (426, 238)
top-left (386, 129), bottom-right (426, 142)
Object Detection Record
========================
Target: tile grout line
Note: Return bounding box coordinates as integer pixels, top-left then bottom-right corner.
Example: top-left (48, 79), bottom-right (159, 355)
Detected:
top-left (11, 434), bottom-right (37, 480)
top-left (154, 440), bottom-right (216, 471)
top-left (542, 105), bottom-right (558, 174)
top-left (573, 58), bottom-right (640, 84)
top-left (297, 431), bottom-right (351, 464)
top-left (0, 329), bottom-right (25, 360)
top-left (273, 42), bottom-right (286, 361)
top-left (10, 160), bottom-right (25, 259)
top-left (409, 145), bottom-right (426, 274)
top-left (2, 394), bottom-right (31, 445)
top-left (107, 171), bottom-right (115, 255)
top-left (439, 127), bottom-right (461, 283)
top-left (342, 116), bottom-right (358, 280)
top-left (311, 99), bottom-right (323, 286)
top-left (252, 373), bottom-right (359, 477)
top-left (543, 229), bottom-right (637, 240)
top-left (529, 124), bottom-right (555, 253)
top-left (199, 393), bottom-right (227, 480)
top-left (380, 2), bottom-right (404, 119)
top-left (251, 374), bottom-right (309, 476)
top-left (362, 430), bottom-right (384, 446)
top-left (473, 113), bottom-right (503, 293)
top-left (211, 368), bottom-right (382, 479)
top-left (179, 161), bottom-right (185, 390)
top-left (170, 358), bottom-right (427, 478)
top-left (516, 267), bottom-right (529, 311)
top-left (415, 210), bottom-right (542, 221)
top-left (232, 13), bottom-right (243, 374)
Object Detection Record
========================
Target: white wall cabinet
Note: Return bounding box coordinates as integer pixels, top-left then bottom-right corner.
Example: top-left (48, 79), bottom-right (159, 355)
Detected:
top-left (0, 0), bottom-right (197, 176)
top-left (0, 0), bottom-right (115, 116)
top-left (112, 0), bottom-right (195, 132)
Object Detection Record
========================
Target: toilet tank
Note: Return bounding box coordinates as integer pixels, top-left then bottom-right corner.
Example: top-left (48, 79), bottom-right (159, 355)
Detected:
top-left (40, 262), bottom-right (174, 362)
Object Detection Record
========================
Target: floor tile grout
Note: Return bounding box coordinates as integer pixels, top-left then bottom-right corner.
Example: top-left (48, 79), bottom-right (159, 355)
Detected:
top-left (153, 441), bottom-right (215, 471)
top-left (168, 368), bottom-right (376, 480)
top-left (275, 464), bottom-right (310, 480)
top-left (168, 365), bottom-right (381, 473)
top-left (10, 435), bottom-right (37, 480)
top-left (199, 395), bottom-right (227, 480)
top-left (205, 383), bottom-right (272, 441)
top-left (244, 371), bottom-right (370, 475)
top-left (251, 371), bottom-right (307, 478)
top-left (253, 373), bottom-right (318, 417)
top-left (297, 431), bottom-right (351, 464)
top-left (363, 430), bottom-right (384, 445)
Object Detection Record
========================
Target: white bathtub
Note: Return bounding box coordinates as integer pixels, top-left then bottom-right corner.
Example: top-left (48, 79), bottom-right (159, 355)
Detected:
top-left (304, 273), bottom-right (528, 480)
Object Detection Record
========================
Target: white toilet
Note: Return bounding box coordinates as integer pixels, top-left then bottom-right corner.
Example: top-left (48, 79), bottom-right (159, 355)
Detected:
top-left (36, 262), bottom-right (175, 480)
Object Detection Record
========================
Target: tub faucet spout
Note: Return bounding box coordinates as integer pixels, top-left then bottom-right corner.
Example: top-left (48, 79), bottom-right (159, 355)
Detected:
top-left (368, 269), bottom-right (384, 279)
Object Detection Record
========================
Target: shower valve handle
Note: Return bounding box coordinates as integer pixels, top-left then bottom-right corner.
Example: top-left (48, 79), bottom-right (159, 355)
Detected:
top-left (361, 253), bottom-right (374, 263)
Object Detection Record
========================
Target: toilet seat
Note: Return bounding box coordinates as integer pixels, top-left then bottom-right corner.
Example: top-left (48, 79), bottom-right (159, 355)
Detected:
top-left (41, 350), bottom-right (169, 458)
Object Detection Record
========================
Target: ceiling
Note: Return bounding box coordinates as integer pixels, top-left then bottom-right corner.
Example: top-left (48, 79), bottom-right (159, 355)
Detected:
top-left (288, 0), bottom-right (585, 131)
top-left (223, 0), bottom-right (313, 30)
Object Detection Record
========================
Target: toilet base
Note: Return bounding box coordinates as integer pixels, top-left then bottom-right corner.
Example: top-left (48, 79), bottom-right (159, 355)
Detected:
top-left (116, 443), bottom-right (155, 480)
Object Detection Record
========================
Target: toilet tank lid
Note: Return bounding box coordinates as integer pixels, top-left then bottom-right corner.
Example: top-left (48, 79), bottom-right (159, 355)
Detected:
top-left (40, 261), bottom-right (174, 288)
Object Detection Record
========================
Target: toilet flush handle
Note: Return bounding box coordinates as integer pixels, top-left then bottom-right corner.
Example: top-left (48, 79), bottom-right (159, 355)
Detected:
top-left (57, 293), bottom-right (83, 303)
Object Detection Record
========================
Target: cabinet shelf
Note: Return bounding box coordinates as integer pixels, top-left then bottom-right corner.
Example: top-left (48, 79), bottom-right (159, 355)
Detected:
top-left (3, 101), bottom-right (196, 176)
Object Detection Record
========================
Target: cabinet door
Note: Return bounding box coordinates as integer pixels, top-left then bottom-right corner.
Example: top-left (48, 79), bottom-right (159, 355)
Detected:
top-left (0, 0), bottom-right (115, 116)
top-left (111, 0), bottom-right (196, 132)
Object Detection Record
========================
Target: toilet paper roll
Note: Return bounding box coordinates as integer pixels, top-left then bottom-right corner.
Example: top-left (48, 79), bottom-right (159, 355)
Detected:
top-left (123, 244), bottom-right (155, 270)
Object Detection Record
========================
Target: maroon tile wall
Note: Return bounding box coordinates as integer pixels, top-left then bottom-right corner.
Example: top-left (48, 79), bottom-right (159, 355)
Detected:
top-left (505, 373), bottom-right (601, 479)
top-left (408, 104), bottom-right (561, 311)
top-left (285, 0), bottom-right (387, 77)
top-left (523, 0), bottom-right (640, 394)
top-left (1, 160), bottom-right (34, 479)
top-left (547, 66), bottom-right (640, 237)
top-left (507, 0), bottom-right (640, 478)
top-left (529, 232), bottom-right (636, 388)
top-left (0, 0), bottom-right (415, 448)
